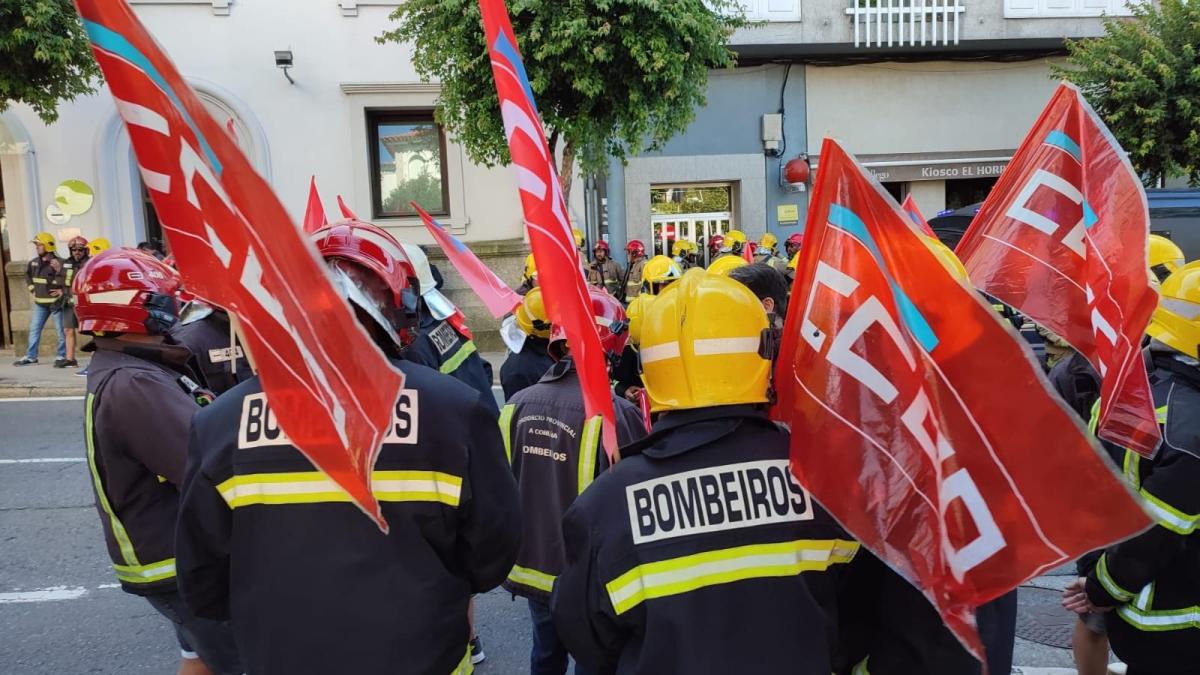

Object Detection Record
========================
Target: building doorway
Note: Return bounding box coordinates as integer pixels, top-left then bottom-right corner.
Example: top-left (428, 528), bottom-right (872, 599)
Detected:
top-left (650, 183), bottom-right (734, 267)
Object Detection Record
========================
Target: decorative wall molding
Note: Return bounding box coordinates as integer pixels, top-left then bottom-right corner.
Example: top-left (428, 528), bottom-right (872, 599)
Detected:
top-left (340, 82), bottom-right (442, 96)
top-left (337, 1), bottom-right (402, 18)
top-left (129, 0), bottom-right (231, 16)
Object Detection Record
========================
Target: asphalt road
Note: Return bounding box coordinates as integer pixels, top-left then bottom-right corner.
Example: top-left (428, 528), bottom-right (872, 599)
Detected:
top-left (0, 396), bottom-right (1083, 674)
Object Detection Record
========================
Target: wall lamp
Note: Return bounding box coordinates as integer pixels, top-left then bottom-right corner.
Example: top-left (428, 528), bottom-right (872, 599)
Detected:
top-left (274, 50), bottom-right (294, 85)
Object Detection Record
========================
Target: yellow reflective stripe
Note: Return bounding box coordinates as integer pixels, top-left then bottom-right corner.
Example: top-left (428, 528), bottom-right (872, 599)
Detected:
top-left (31, 277), bottom-right (48, 284)
top-left (578, 415), bottom-right (602, 495)
top-left (1140, 487), bottom-right (1200, 535)
top-left (498, 404), bottom-right (515, 464)
top-left (507, 565), bottom-right (556, 593)
top-left (440, 340), bottom-right (478, 375)
top-left (605, 539), bottom-right (859, 615)
top-left (1096, 554), bottom-right (1136, 602)
top-left (1123, 450), bottom-right (1141, 490)
top-left (217, 470), bottom-right (463, 508)
top-left (113, 558), bottom-right (177, 584)
top-left (33, 297), bottom-right (60, 304)
top-left (450, 646), bottom-right (473, 675)
top-left (85, 394), bottom-right (141, 568)
top-left (1155, 404), bottom-right (1169, 424)
top-left (1087, 398), bottom-right (1102, 434)
top-left (1117, 603), bottom-right (1200, 632)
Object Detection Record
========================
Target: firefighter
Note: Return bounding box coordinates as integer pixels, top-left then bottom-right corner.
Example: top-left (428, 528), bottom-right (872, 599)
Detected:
top-left (395, 239), bottom-right (496, 409)
top-left (754, 233), bottom-right (790, 274)
top-left (613, 293), bottom-right (651, 405)
top-left (518, 253), bottom-right (539, 295)
top-left (639, 255), bottom-right (683, 298)
top-left (88, 237), bottom-right (112, 256)
top-left (587, 241), bottom-right (624, 296)
top-left (784, 232), bottom-right (803, 259)
top-left (705, 234), bottom-right (725, 267)
top-left (500, 287), bottom-right (556, 399)
top-left (723, 229), bottom-right (748, 257)
top-left (786, 251), bottom-right (799, 285)
top-left (175, 219), bottom-right (520, 675)
top-left (1148, 234), bottom-right (1185, 283)
top-left (671, 240), bottom-right (698, 270)
top-left (168, 301), bottom-right (252, 396)
top-left (550, 270), bottom-right (859, 674)
top-left (1062, 262), bottom-right (1200, 675)
top-left (621, 240), bottom-right (647, 302)
top-left (62, 235), bottom-right (91, 369)
top-left (707, 255), bottom-right (747, 277)
top-left (74, 248), bottom-right (241, 675)
top-left (14, 232), bottom-right (68, 367)
top-left (501, 288), bottom-right (647, 675)
top-left (573, 227), bottom-right (586, 254)
top-left (728, 262), bottom-right (790, 326)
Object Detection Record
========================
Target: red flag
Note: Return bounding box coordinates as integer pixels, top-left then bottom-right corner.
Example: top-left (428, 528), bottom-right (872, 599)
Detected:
top-left (478, 0), bottom-right (619, 456)
top-left (75, 0), bottom-right (403, 530)
top-left (337, 195), bottom-right (359, 221)
top-left (303, 176), bottom-right (329, 234)
top-left (956, 83), bottom-right (1160, 456)
top-left (412, 202), bottom-right (522, 319)
top-left (776, 137), bottom-right (1150, 657)
top-left (901, 194), bottom-right (936, 236)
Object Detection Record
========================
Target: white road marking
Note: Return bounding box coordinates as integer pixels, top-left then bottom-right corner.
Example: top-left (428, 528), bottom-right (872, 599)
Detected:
top-left (0, 583), bottom-right (123, 603)
top-left (0, 587), bottom-right (88, 603)
top-left (0, 458), bottom-right (85, 465)
top-left (0, 396), bottom-right (85, 403)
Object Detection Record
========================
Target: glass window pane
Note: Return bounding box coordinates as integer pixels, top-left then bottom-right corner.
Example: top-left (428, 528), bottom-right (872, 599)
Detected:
top-left (650, 185), bottom-right (731, 215)
top-left (375, 119), bottom-right (445, 216)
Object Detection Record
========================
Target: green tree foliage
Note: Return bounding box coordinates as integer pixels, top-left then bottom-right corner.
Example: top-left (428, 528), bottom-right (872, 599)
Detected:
top-left (379, 0), bottom-right (745, 195)
top-left (383, 173), bottom-right (445, 214)
top-left (1052, 0), bottom-right (1200, 186)
top-left (0, 1), bottom-right (100, 124)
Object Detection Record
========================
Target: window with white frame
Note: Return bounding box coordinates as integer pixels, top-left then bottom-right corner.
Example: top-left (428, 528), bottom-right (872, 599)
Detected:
top-left (732, 0), bottom-right (801, 21)
top-left (1004, 0), bottom-right (1138, 18)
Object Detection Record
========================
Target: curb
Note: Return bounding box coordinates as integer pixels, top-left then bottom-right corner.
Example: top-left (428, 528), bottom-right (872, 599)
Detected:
top-left (0, 386), bottom-right (86, 399)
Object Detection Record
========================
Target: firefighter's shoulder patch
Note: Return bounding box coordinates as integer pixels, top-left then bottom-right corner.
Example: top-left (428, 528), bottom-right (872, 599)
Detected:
top-left (428, 321), bottom-right (458, 357)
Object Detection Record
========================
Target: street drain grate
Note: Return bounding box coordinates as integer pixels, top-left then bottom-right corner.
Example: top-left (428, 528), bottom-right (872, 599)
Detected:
top-left (1015, 586), bottom-right (1075, 649)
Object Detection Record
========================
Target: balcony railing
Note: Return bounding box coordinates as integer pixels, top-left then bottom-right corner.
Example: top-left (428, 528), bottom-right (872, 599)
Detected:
top-left (845, 0), bottom-right (966, 48)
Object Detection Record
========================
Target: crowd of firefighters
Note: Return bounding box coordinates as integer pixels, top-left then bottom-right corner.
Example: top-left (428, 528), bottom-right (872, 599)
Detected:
top-left (26, 213), bottom-right (1200, 675)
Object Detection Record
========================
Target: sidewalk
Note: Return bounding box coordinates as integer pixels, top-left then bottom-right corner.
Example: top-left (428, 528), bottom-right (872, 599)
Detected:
top-left (0, 349), bottom-right (88, 398)
top-left (0, 348), bottom-right (509, 399)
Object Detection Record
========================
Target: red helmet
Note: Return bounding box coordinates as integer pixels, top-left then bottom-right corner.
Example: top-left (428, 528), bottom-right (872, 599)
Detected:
top-left (593, 240), bottom-right (610, 254)
top-left (73, 248), bottom-right (181, 335)
top-left (549, 288), bottom-right (629, 363)
top-left (626, 240), bottom-right (646, 257)
top-left (786, 232), bottom-right (803, 247)
top-left (311, 219), bottom-right (419, 347)
top-left (68, 236), bottom-right (89, 252)
top-left (708, 234), bottom-right (725, 252)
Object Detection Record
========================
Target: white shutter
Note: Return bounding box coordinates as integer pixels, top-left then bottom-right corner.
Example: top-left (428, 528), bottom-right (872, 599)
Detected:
top-left (763, 0), bottom-right (801, 21)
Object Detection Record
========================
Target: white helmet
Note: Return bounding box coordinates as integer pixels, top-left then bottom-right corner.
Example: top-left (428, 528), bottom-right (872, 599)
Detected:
top-left (398, 242), bottom-right (457, 321)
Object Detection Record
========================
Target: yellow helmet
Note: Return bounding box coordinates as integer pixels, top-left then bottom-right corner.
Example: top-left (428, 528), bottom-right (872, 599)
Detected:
top-left (920, 235), bottom-right (969, 283)
top-left (788, 252), bottom-right (799, 271)
top-left (759, 233), bottom-right (778, 252)
top-left (640, 269), bottom-right (770, 412)
top-left (1148, 234), bottom-right (1185, 282)
top-left (671, 240), bottom-right (693, 257)
top-left (626, 293), bottom-right (654, 347)
top-left (87, 237), bottom-right (112, 256)
top-left (725, 230), bottom-right (747, 245)
top-left (32, 232), bottom-right (57, 252)
top-left (572, 228), bottom-right (585, 248)
top-left (641, 255), bottom-right (683, 296)
top-left (707, 255), bottom-right (748, 277)
top-left (515, 287), bottom-right (551, 339)
top-left (1146, 262), bottom-right (1200, 358)
top-left (524, 253), bottom-right (537, 281)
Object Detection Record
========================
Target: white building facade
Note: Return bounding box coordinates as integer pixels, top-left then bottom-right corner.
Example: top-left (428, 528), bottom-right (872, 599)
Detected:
top-left (1, 0), bottom-right (576, 350)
